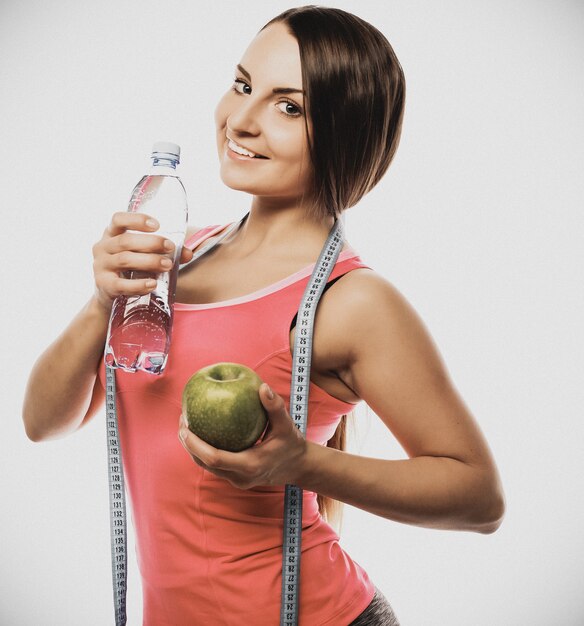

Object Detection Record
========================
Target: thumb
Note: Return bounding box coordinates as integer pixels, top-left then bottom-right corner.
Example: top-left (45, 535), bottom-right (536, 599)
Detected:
top-left (180, 245), bottom-right (194, 264)
top-left (260, 383), bottom-right (288, 420)
top-left (259, 384), bottom-right (302, 441)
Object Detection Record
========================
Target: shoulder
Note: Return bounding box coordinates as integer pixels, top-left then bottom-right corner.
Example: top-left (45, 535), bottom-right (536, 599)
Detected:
top-left (318, 266), bottom-right (458, 419)
top-left (318, 267), bottom-right (437, 371)
top-left (324, 267), bottom-right (413, 329)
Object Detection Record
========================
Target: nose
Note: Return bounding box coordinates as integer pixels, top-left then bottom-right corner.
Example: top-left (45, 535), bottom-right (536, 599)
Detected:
top-left (226, 94), bottom-right (262, 137)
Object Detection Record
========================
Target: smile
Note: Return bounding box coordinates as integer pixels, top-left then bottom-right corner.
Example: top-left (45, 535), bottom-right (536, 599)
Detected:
top-left (227, 138), bottom-right (268, 159)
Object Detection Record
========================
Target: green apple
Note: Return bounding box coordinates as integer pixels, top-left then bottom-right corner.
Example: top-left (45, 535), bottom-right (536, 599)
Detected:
top-left (182, 362), bottom-right (269, 452)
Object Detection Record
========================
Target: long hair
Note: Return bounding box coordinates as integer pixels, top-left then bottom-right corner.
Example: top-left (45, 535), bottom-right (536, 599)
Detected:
top-left (260, 6), bottom-right (406, 533)
top-left (316, 410), bottom-right (349, 535)
top-left (260, 5), bottom-right (406, 221)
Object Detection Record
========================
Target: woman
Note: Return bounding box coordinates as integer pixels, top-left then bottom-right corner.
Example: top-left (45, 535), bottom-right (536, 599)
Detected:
top-left (23, 6), bottom-right (505, 625)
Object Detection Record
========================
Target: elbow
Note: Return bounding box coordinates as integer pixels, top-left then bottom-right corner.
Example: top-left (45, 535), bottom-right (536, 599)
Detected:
top-left (22, 402), bottom-right (41, 442)
top-left (24, 424), bottom-right (42, 443)
top-left (22, 385), bottom-right (47, 442)
top-left (476, 500), bottom-right (505, 534)
top-left (474, 480), bottom-right (506, 535)
top-left (22, 410), bottom-right (44, 443)
top-left (22, 404), bottom-right (85, 443)
top-left (22, 411), bottom-right (76, 443)
top-left (22, 400), bottom-right (55, 443)
top-left (22, 394), bottom-right (70, 443)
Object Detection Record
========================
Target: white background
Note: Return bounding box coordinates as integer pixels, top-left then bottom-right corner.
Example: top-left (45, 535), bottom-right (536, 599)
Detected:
top-left (1, 1), bottom-right (583, 624)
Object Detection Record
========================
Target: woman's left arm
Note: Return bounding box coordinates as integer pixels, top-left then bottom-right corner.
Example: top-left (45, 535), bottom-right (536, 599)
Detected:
top-left (297, 270), bottom-right (506, 534)
top-left (178, 270), bottom-right (505, 534)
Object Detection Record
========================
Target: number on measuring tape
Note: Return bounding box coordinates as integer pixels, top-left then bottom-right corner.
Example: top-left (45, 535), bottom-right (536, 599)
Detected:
top-left (105, 365), bottom-right (128, 626)
top-left (280, 216), bottom-right (345, 626)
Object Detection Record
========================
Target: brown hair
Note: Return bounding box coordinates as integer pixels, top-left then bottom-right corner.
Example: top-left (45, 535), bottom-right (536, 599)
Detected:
top-left (260, 6), bottom-right (406, 533)
top-left (261, 5), bottom-right (406, 221)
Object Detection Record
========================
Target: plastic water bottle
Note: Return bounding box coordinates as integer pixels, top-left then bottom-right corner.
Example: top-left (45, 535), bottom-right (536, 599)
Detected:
top-left (104, 141), bottom-right (188, 375)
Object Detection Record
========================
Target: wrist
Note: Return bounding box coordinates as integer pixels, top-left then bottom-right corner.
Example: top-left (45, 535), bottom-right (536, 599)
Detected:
top-left (293, 439), bottom-right (322, 489)
top-left (87, 292), bottom-right (114, 326)
top-left (89, 290), bottom-right (114, 319)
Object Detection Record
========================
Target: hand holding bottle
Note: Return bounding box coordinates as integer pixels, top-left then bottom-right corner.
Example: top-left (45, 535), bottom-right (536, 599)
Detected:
top-left (92, 211), bottom-right (193, 314)
top-left (101, 142), bottom-right (189, 375)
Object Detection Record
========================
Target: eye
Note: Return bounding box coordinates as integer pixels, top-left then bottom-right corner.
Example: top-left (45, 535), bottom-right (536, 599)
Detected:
top-left (231, 77), bottom-right (303, 119)
top-left (276, 100), bottom-right (303, 118)
top-left (232, 78), bottom-right (251, 95)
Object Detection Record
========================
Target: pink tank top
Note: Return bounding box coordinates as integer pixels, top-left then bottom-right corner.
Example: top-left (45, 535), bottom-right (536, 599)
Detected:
top-left (98, 219), bottom-right (376, 625)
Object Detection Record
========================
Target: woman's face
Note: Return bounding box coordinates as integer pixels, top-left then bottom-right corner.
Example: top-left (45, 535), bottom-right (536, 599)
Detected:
top-left (214, 22), bottom-right (313, 205)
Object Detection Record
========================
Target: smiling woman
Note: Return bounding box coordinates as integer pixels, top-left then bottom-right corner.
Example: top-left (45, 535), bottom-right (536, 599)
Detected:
top-left (214, 21), bottom-right (315, 206)
top-left (22, 5), bottom-right (504, 626)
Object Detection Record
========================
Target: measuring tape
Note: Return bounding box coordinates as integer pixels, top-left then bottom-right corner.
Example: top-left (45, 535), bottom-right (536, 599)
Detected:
top-left (104, 212), bottom-right (344, 626)
top-left (280, 216), bottom-right (345, 626)
top-left (103, 216), bottom-right (247, 625)
top-left (105, 364), bottom-right (128, 626)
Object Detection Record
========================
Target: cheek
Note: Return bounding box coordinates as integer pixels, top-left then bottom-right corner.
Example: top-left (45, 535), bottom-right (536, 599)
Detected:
top-left (214, 97), bottom-right (229, 159)
top-left (293, 136), bottom-right (313, 180)
top-left (214, 94), bottom-right (229, 132)
top-left (275, 129), bottom-right (309, 165)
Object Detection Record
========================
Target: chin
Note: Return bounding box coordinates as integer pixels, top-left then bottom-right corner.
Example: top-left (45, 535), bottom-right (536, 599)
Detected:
top-left (218, 161), bottom-right (309, 201)
top-left (218, 169), bottom-right (266, 195)
top-left (219, 178), bottom-right (263, 197)
top-left (218, 168), bottom-right (250, 189)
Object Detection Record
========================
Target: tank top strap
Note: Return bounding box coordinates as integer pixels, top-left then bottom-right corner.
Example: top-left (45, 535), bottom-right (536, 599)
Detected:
top-left (180, 214), bottom-right (250, 272)
top-left (180, 214), bottom-right (371, 292)
top-left (289, 254), bottom-right (371, 331)
top-left (183, 223), bottom-right (232, 250)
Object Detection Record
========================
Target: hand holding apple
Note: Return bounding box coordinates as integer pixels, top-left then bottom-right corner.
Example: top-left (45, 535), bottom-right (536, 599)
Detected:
top-left (178, 369), bottom-right (307, 490)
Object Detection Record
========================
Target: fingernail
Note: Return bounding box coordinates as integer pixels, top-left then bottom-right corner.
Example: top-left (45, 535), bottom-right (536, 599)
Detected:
top-left (265, 385), bottom-right (274, 400)
top-left (146, 218), bottom-right (159, 228)
top-left (180, 428), bottom-right (188, 441)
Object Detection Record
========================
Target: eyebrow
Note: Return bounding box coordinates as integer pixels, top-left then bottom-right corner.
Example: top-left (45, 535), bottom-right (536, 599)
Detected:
top-left (236, 64), bottom-right (305, 95)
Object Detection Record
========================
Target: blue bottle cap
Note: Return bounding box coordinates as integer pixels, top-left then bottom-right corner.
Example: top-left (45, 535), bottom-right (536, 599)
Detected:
top-left (152, 142), bottom-right (180, 162)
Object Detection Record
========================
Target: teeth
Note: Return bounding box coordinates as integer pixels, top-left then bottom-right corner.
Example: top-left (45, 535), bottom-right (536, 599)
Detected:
top-left (228, 138), bottom-right (260, 158)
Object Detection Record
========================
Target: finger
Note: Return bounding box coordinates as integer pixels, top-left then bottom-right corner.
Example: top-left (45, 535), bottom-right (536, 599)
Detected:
top-left (104, 275), bottom-right (158, 297)
top-left (179, 426), bottom-right (255, 472)
top-left (107, 232), bottom-right (175, 255)
top-left (178, 440), bottom-right (239, 483)
top-left (179, 246), bottom-right (194, 265)
top-left (105, 212), bottom-right (161, 237)
top-left (107, 250), bottom-right (175, 275)
top-left (176, 428), bottom-right (212, 470)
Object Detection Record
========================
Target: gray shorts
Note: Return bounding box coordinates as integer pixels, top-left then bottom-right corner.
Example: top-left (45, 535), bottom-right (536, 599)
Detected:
top-left (348, 586), bottom-right (401, 625)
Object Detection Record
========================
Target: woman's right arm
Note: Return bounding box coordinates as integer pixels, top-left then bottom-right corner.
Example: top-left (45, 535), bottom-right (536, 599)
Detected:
top-left (22, 212), bottom-right (196, 442)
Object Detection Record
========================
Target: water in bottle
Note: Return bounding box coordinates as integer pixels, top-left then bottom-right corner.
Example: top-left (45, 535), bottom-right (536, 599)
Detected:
top-left (104, 142), bottom-right (188, 375)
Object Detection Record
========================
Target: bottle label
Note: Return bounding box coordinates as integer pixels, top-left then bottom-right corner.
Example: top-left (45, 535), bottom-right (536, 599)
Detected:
top-left (155, 274), bottom-right (170, 310)
top-left (123, 293), bottom-right (151, 316)
top-left (129, 175), bottom-right (160, 213)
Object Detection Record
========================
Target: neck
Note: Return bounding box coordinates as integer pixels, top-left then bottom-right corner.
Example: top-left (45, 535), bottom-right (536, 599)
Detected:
top-left (228, 197), bottom-right (337, 259)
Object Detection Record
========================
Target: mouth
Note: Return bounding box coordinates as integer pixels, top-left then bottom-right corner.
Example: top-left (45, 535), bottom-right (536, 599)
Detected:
top-left (227, 138), bottom-right (269, 160)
